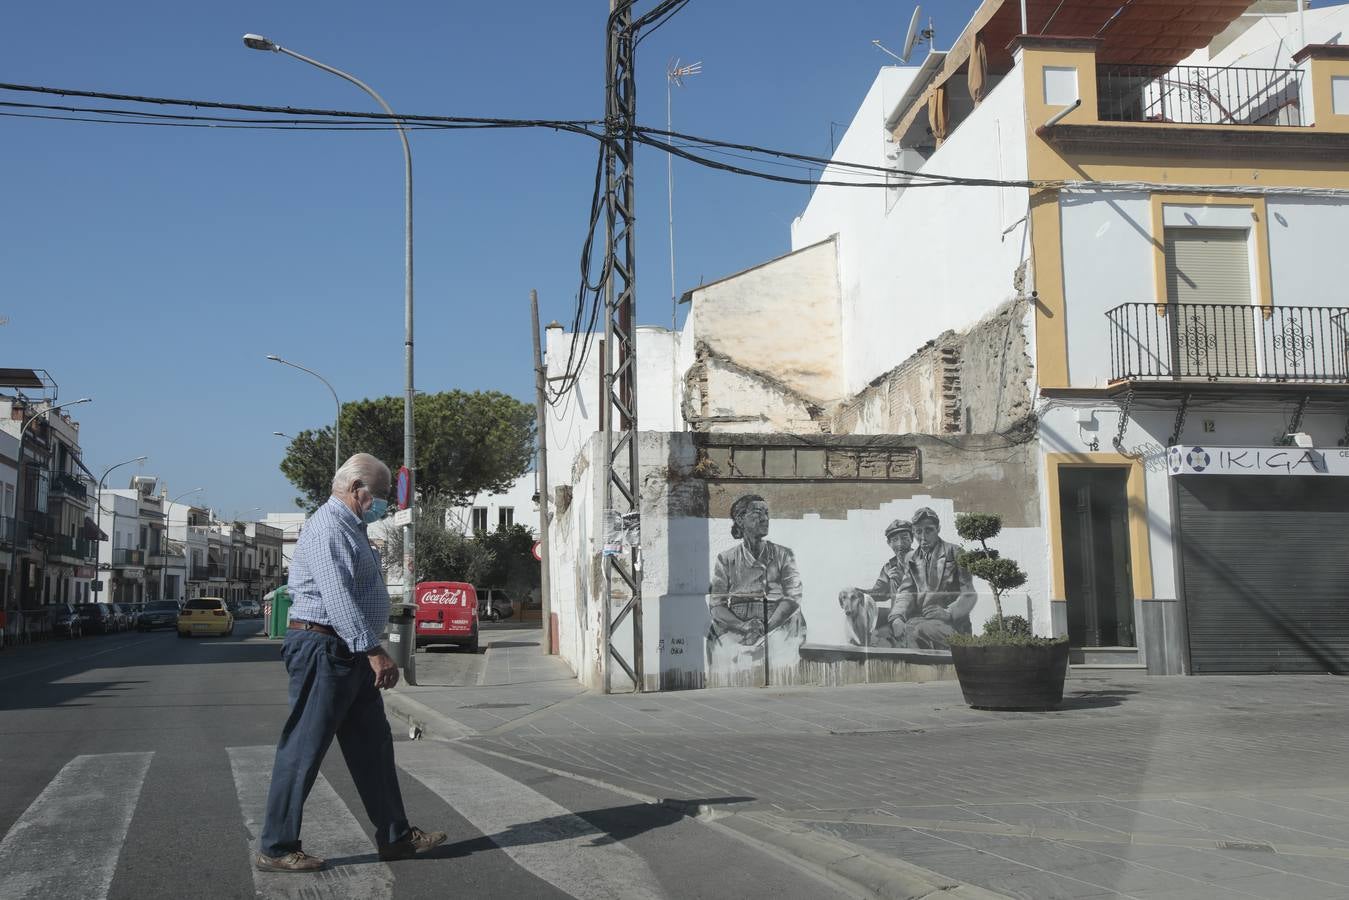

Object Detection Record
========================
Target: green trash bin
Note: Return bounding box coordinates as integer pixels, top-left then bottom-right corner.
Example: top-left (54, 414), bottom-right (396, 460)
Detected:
top-left (265, 586), bottom-right (292, 639)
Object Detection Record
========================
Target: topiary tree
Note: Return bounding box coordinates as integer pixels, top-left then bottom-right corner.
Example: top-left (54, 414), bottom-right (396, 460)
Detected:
top-left (955, 512), bottom-right (1027, 634)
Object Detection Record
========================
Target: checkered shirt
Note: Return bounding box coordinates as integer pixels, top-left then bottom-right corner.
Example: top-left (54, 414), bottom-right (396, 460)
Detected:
top-left (286, 496), bottom-right (389, 652)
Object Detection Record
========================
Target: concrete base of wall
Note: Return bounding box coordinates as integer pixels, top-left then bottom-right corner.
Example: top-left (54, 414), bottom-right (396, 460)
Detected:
top-left (1050, 599), bottom-right (1068, 638)
top-left (1141, 598), bottom-right (1188, 675)
top-left (642, 644), bottom-right (958, 691)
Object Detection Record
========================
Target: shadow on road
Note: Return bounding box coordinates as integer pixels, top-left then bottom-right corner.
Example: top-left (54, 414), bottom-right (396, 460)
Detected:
top-left (326, 795), bottom-right (757, 867)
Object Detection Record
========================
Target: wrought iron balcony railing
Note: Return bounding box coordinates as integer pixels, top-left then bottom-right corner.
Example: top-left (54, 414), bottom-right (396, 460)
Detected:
top-left (53, 535), bottom-right (94, 560)
top-left (0, 516), bottom-right (28, 548)
top-left (112, 548), bottom-right (145, 566)
top-left (50, 473), bottom-right (88, 501)
top-left (1097, 64), bottom-right (1304, 127)
top-left (1107, 303), bottom-right (1349, 383)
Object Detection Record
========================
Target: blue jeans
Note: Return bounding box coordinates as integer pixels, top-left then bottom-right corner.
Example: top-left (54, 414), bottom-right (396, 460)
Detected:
top-left (259, 629), bottom-right (411, 857)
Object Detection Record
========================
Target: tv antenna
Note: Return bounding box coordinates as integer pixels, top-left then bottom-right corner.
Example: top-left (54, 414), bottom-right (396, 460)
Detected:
top-left (666, 56), bottom-right (701, 427)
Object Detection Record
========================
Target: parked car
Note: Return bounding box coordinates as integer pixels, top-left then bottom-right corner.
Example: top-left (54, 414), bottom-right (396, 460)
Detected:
top-left (75, 603), bottom-right (116, 635)
top-left (414, 582), bottom-right (480, 652)
top-left (112, 603), bottom-right (137, 632)
top-left (178, 597), bottom-right (234, 638)
top-left (52, 603), bottom-right (82, 639)
top-left (477, 589), bottom-right (515, 622)
top-left (235, 599), bottom-right (262, 619)
top-left (136, 600), bottom-right (180, 632)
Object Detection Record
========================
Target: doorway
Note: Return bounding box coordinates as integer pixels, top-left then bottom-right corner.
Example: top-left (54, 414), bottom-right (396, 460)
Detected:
top-left (1059, 467), bottom-right (1135, 647)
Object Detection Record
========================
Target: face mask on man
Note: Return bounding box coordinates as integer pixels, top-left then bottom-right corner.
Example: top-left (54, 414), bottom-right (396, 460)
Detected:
top-left (363, 497), bottom-right (389, 524)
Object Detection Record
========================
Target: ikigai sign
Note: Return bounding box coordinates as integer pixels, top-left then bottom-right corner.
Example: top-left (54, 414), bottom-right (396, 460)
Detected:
top-left (1168, 445), bottom-right (1349, 477)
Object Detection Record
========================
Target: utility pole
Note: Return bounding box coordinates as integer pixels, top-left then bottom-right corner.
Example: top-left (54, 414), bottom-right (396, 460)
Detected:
top-left (530, 289), bottom-right (553, 655)
top-left (599, 0), bottom-right (644, 693)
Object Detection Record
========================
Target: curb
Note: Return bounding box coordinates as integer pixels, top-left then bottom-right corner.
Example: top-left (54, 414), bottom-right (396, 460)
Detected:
top-left (711, 811), bottom-right (1010, 900)
top-left (383, 687), bottom-right (476, 741)
top-left (391, 692), bottom-right (1007, 900)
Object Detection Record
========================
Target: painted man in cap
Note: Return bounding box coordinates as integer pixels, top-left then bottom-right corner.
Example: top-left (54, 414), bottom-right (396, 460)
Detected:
top-left (894, 506), bottom-right (977, 649)
top-left (869, 518), bottom-right (916, 646)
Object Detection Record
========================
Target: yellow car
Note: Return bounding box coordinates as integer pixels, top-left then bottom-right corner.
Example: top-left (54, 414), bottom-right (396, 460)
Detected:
top-left (178, 597), bottom-right (235, 638)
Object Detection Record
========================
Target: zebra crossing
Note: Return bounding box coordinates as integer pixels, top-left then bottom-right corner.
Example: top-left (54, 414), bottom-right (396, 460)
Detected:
top-left (0, 743), bottom-right (668, 900)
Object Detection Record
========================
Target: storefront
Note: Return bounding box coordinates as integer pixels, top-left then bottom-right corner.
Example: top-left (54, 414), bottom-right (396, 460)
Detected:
top-left (1170, 445), bottom-right (1349, 674)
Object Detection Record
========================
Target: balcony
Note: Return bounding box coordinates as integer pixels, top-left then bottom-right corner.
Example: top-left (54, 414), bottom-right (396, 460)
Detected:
top-left (53, 535), bottom-right (94, 561)
top-left (112, 548), bottom-right (145, 566)
top-left (239, 567), bottom-right (261, 582)
top-left (1097, 64), bottom-right (1304, 128)
top-left (1107, 303), bottom-right (1349, 385)
top-left (22, 512), bottom-right (57, 540)
top-left (49, 472), bottom-right (88, 502)
top-left (0, 516), bottom-right (29, 548)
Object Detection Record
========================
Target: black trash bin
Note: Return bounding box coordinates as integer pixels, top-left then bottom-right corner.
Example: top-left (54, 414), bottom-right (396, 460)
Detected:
top-left (384, 604), bottom-right (417, 686)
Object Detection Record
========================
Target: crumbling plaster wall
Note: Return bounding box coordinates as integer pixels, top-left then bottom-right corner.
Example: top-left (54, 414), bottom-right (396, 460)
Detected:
top-left (687, 237), bottom-right (844, 407)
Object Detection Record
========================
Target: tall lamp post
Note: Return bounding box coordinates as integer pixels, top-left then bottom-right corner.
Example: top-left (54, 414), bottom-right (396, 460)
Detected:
top-left (7, 397), bottom-right (92, 614)
top-left (246, 34), bottom-right (416, 604)
top-left (92, 454), bottom-right (149, 605)
top-left (161, 487), bottom-right (203, 604)
top-left (265, 355), bottom-right (340, 474)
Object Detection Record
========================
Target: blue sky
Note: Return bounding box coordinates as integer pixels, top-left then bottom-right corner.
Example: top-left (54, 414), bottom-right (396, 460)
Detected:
top-left (2, 1), bottom-right (980, 515)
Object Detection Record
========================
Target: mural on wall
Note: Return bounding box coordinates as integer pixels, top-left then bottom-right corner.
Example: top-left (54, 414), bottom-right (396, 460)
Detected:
top-left (856, 508), bottom-right (977, 649)
top-left (706, 494), bottom-right (808, 672)
top-left (703, 496), bottom-right (983, 679)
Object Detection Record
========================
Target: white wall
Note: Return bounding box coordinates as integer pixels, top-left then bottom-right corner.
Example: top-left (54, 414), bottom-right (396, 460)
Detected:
top-left (1060, 192), bottom-right (1349, 388)
top-left (451, 473), bottom-right (540, 536)
top-left (544, 325), bottom-right (684, 493)
top-left (1038, 399), bottom-right (1349, 608)
top-left (792, 66), bottom-right (1031, 395)
top-left (688, 238), bottom-right (844, 403)
top-left (1268, 197), bottom-right (1349, 305)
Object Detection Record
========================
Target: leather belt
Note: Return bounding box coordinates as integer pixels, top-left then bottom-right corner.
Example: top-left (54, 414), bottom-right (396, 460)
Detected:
top-left (289, 619), bottom-right (339, 638)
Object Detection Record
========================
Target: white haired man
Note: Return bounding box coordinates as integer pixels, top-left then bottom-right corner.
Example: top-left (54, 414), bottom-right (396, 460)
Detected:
top-left (256, 453), bottom-right (445, 872)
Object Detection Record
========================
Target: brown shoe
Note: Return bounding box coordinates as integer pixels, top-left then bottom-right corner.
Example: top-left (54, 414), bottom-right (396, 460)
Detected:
top-left (378, 827), bottom-right (447, 861)
top-left (255, 850), bottom-right (327, 872)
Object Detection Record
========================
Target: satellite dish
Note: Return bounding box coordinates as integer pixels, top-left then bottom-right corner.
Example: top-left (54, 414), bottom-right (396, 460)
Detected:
top-left (901, 6), bottom-right (923, 63)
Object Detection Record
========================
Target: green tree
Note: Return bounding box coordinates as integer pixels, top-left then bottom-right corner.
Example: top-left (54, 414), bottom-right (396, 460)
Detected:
top-left (279, 390), bottom-right (535, 511)
top-left (380, 492), bottom-right (491, 586)
top-left (474, 524), bottom-right (542, 597)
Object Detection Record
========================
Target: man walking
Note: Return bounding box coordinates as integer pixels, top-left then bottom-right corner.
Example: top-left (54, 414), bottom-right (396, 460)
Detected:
top-left (256, 453), bottom-right (444, 872)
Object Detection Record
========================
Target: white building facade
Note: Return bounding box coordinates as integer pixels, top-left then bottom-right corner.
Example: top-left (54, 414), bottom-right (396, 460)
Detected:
top-left (543, 1), bottom-right (1349, 690)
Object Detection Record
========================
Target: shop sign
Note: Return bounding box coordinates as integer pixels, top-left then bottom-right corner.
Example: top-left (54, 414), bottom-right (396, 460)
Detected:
top-left (1168, 445), bottom-right (1349, 477)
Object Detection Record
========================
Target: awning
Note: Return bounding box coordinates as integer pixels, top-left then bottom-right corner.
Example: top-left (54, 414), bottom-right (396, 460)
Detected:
top-left (81, 516), bottom-right (107, 541)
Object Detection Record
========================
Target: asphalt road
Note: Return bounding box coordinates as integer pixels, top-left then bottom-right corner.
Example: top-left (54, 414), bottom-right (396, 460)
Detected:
top-left (0, 626), bottom-right (854, 900)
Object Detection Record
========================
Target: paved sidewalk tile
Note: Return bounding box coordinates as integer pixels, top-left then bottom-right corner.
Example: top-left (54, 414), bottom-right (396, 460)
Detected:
top-left (391, 632), bottom-right (1349, 899)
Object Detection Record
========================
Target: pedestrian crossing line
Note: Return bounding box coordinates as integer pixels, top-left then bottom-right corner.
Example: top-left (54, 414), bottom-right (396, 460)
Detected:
top-left (397, 741), bottom-right (666, 900)
top-left (228, 746), bottom-right (395, 900)
top-left (0, 751), bottom-right (153, 900)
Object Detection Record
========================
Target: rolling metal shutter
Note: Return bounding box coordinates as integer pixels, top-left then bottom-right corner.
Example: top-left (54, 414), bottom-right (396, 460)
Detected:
top-left (1164, 227), bottom-right (1258, 378)
top-left (1177, 475), bottom-right (1349, 674)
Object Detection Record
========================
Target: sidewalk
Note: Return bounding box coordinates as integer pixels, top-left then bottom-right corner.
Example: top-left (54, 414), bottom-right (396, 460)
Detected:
top-left (386, 628), bottom-right (1349, 900)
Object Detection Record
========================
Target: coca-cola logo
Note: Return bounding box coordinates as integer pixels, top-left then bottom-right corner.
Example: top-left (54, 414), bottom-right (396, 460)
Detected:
top-left (419, 589), bottom-right (466, 606)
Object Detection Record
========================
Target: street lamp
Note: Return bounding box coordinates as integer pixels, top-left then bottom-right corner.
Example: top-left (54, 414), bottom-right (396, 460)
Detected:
top-left (273, 431), bottom-right (291, 440)
top-left (92, 454), bottom-right (149, 606)
top-left (161, 487), bottom-right (203, 604)
top-left (6, 397), bottom-right (93, 613)
top-left (265, 355), bottom-right (340, 474)
top-left (245, 33), bottom-right (416, 604)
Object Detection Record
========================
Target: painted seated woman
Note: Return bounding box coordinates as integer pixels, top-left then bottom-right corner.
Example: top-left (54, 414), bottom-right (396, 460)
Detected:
top-left (706, 494), bottom-right (807, 673)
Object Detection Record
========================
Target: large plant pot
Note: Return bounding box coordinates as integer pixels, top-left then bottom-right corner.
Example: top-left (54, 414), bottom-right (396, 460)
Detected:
top-left (949, 641), bottom-right (1070, 710)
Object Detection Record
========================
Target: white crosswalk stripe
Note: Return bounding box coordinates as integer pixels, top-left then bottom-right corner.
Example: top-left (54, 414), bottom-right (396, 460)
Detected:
top-left (228, 745), bottom-right (395, 900)
top-left (397, 741), bottom-right (667, 900)
top-left (0, 751), bottom-right (153, 900)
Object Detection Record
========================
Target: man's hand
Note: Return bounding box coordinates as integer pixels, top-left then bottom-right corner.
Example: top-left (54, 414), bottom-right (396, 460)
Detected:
top-left (367, 647), bottom-right (401, 690)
